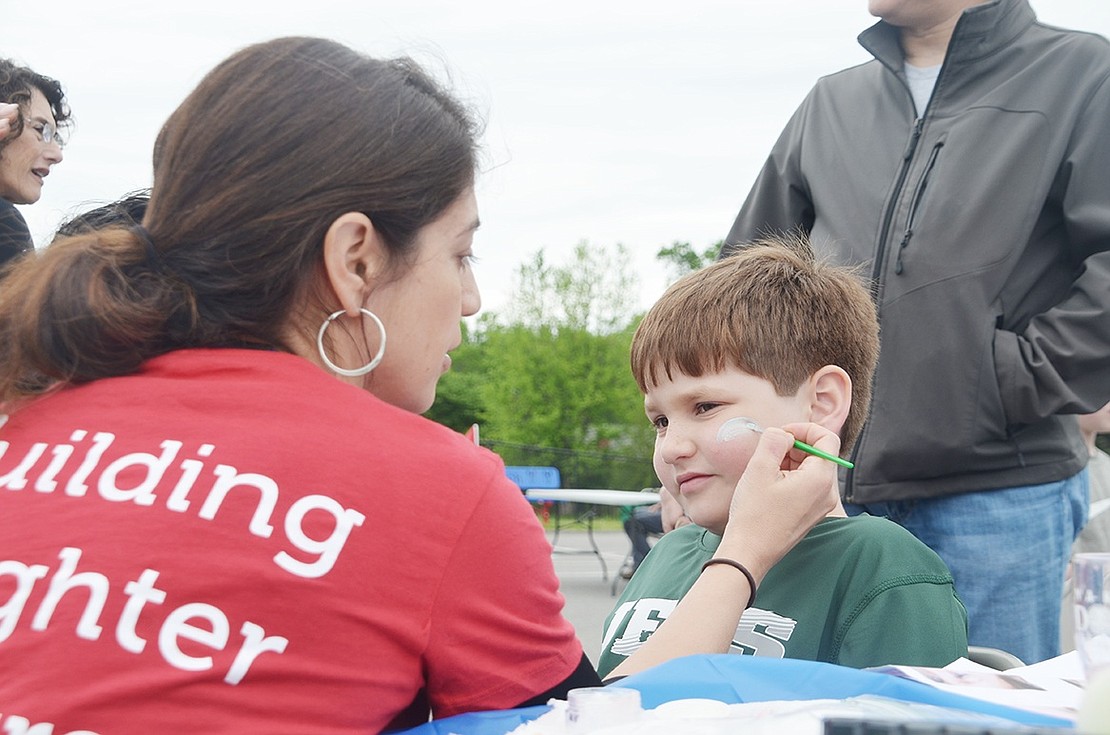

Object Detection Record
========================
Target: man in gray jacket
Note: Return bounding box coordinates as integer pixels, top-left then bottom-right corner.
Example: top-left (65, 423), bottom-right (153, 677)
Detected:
top-left (724, 0), bottom-right (1110, 664)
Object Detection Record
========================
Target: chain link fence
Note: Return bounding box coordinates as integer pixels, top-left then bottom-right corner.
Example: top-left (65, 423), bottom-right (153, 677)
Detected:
top-left (484, 439), bottom-right (658, 524)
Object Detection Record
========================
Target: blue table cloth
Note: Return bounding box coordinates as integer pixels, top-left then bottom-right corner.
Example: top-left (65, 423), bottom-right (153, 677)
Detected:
top-left (397, 654), bottom-right (1074, 734)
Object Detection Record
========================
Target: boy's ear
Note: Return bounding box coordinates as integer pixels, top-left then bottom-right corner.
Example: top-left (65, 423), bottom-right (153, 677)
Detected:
top-left (321, 212), bottom-right (387, 316)
top-left (808, 365), bottom-right (852, 436)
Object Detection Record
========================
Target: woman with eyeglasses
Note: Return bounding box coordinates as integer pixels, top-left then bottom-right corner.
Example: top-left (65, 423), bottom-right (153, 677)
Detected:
top-left (0, 37), bottom-right (837, 733)
top-left (0, 59), bottom-right (68, 270)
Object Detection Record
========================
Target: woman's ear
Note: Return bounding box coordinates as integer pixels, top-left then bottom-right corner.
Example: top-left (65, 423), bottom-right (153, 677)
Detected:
top-left (322, 212), bottom-right (385, 316)
top-left (808, 365), bottom-right (852, 437)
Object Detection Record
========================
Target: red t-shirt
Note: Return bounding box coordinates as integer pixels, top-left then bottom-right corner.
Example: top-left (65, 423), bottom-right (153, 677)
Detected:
top-left (0, 349), bottom-right (582, 734)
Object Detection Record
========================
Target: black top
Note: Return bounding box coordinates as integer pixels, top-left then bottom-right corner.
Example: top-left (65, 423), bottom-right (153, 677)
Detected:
top-left (0, 198), bottom-right (33, 269)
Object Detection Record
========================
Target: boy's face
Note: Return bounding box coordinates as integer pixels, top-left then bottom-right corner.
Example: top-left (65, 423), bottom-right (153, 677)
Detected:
top-left (645, 366), bottom-right (809, 535)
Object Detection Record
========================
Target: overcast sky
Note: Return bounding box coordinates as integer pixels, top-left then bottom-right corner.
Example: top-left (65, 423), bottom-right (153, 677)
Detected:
top-left (6, 1), bottom-right (1109, 314)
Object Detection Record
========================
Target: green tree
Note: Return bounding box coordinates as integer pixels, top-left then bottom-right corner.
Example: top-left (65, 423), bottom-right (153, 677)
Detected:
top-left (423, 319), bottom-right (486, 433)
top-left (655, 240), bottom-right (722, 281)
top-left (506, 241), bottom-right (639, 334)
top-left (428, 242), bottom-right (657, 490)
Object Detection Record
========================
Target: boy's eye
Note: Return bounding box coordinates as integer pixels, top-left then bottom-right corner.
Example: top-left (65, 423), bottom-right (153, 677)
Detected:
top-left (650, 416), bottom-right (668, 430)
top-left (694, 402), bottom-right (721, 415)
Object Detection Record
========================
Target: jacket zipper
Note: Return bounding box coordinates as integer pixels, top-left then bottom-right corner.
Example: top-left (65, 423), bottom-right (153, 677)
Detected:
top-left (895, 140), bottom-right (945, 275)
top-left (846, 12), bottom-right (965, 499)
top-left (848, 117), bottom-right (925, 499)
top-left (872, 117), bottom-right (925, 288)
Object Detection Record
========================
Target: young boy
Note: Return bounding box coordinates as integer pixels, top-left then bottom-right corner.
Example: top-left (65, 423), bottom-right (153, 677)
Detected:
top-left (597, 236), bottom-right (968, 677)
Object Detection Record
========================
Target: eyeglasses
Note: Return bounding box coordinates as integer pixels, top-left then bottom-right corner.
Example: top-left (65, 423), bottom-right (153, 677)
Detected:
top-left (24, 118), bottom-right (63, 148)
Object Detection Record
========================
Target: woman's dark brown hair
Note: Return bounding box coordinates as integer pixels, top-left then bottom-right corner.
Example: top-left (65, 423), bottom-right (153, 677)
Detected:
top-left (0, 37), bottom-right (479, 401)
top-left (0, 58), bottom-right (71, 154)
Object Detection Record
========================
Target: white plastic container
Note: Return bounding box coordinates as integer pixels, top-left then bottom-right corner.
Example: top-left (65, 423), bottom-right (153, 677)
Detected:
top-left (565, 687), bottom-right (642, 732)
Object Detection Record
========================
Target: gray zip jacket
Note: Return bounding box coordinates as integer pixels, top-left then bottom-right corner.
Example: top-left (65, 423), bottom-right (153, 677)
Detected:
top-left (724, 0), bottom-right (1110, 503)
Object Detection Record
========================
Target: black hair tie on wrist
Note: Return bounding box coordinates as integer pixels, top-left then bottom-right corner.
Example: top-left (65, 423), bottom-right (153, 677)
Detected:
top-left (701, 558), bottom-right (758, 609)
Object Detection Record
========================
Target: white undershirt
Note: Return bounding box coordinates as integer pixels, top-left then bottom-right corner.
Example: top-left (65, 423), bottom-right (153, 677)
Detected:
top-left (904, 62), bottom-right (942, 117)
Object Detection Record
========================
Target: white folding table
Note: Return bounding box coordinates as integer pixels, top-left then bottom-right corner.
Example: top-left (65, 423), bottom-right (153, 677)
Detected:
top-left (523, 488), bottom-right (660, 581)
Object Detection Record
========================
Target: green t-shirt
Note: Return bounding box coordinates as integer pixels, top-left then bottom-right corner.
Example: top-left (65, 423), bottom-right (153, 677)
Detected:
top-left (598, 515), bottom-right (968, 677)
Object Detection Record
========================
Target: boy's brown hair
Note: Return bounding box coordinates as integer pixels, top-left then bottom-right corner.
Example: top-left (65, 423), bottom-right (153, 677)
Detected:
top-left (630, 234), bottom-right (879, 453)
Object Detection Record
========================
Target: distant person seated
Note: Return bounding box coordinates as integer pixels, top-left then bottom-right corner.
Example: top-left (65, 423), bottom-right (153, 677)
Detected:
top-left (621, 504), bottom-right (663, 580)
top-left (1060, 401), bottom-right (1110, 652)
top-left (598, 236), bottom-right (969, 677)
top-left (620, 489), bottom-right (691, 579)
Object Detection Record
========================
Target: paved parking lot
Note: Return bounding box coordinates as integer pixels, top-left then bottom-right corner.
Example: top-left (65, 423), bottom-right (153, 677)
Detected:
top-left (546, 530), bottom-right (633, 665)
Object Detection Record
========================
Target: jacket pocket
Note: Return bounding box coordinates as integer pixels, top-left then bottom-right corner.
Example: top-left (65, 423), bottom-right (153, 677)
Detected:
top-left (895, 138), bottom-right (945, 276)
top-left (856, 291), bottom-right (1012, 485)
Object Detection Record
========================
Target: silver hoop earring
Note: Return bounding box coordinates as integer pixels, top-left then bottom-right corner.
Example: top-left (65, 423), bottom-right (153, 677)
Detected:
top-left (317, 308), bottom-right (387, 377)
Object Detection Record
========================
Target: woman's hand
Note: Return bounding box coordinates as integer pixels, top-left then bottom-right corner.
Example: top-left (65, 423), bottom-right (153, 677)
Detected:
top-left (718, 423), bottom-right (842, 582)
top-left (0, 104), bottom-right (17, 141)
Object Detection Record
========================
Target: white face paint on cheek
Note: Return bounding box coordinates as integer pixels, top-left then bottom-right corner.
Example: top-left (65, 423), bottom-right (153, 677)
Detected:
top-left (717, 416), bottom-right (764, 442)
top-left (713, 417), bottom-right (762, 485)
